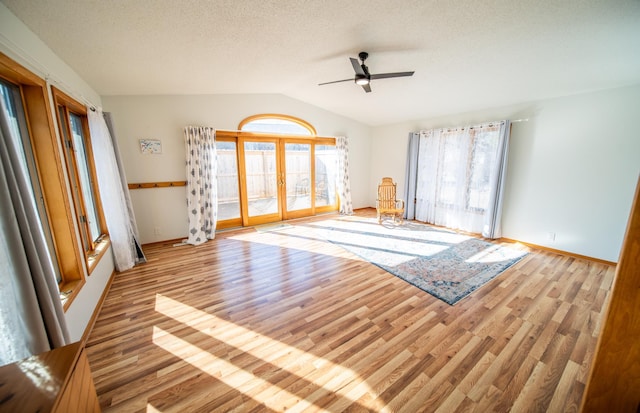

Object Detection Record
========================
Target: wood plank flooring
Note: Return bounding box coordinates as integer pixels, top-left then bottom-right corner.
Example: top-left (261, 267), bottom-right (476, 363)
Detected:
top-left (85, 210), bottom-right (615, 412)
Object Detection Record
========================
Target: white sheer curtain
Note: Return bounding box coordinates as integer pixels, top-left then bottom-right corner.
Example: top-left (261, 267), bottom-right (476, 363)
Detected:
top-left (414, 121), bottom-right (511, 238)
top-left (1, 100), bottom-right (69, 366)
top-left (103, 112), bottom-right (146, 264)
top-left (88, 108), bottom-right (137, 271)
top-left (336, 136), bottom-right (353, 215)
top-left (184, 126), bottom-right (217, 245)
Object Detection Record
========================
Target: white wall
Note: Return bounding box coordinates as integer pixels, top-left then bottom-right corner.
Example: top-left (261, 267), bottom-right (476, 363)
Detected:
top-left (1, 4), bottom-right (112, 342)
top-left (372, 85), bottom-right (640, 262)
top-left (103, 94), bottom-right (372, 244)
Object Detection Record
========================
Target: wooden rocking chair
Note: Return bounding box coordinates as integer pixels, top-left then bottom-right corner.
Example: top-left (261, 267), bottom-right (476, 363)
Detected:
top-left (376, 177), bottom-right (405, 224)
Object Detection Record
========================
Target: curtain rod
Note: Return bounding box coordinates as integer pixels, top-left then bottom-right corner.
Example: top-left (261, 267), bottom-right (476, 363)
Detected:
top-left (416, 118), bottom-right (529, 134)
top-left (0, 32), bottom-right (98, 111)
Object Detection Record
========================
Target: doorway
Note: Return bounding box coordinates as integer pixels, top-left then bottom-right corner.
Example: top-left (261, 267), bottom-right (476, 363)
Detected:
top-left (215, 130), bottom-right (338, 229)
top-left (238, 138), bottom-right (315, 226)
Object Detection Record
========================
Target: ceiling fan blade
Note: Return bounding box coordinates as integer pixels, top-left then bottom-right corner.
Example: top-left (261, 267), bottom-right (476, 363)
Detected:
top-left (362, 83), bottom-right (372, 93)
top-left (351, 57), bottom-right (365, 76)
top-left (370, 71), bottom-right (415, 80)
top-left (318, 78), bottom-right (354, 86)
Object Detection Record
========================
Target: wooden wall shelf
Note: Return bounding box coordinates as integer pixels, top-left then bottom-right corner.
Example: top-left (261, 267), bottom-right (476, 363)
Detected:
top-left (128, 181), bottom-right (186, 190)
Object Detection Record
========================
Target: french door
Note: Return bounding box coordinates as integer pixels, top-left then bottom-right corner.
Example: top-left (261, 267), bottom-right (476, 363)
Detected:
top-left (215, 132), bottom-right (337, 228)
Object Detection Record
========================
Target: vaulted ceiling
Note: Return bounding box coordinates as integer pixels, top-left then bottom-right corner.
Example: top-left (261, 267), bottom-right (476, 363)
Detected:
top-left (3, 0), bottom-right (640, 126)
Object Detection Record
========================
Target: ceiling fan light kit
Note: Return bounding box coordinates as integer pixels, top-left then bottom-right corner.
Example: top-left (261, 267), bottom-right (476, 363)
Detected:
top-left (355, 74), bottom-right (369, 85)
top-left (319, 51), bottom-right (414, 93)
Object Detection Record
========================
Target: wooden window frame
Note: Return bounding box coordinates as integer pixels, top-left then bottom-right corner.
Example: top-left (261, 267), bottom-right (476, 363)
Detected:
top-left (214, 135), bottom-right (243, 230)
top-left (0, 52), bottom-right (88, 309)
top-left (51, 86), bottom-right (109, 274)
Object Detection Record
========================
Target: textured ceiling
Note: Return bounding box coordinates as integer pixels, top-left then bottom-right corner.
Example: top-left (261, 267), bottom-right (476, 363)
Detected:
top-left (2, 0), bottom-right (640, 126)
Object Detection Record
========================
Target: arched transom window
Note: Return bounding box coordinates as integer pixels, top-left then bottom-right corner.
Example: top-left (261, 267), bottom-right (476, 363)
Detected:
top-left (239, 114), bottom-right (317, 136)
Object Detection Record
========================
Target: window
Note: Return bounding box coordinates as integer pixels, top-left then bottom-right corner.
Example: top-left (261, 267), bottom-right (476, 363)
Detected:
top-left (52, 87), bottom-right (108, 271)
top-left (414, 122), bottom-right (507, 235)
top-left (0, 79), bottom-right (61, 283)
top-left (215, 138), bottom-right (241, 226)
top-left (437, 126), bottom-right (501, 212)
top-left (314, 144), bottom-right (338, 208)
top-left (467, 128), bottom-right (500, 210)
top-left (239, 114), bottom-right (316, 136)
top-left (0, 52), bottom-right (98, 308)
top-left (215, 115), bottom-right (337, 228)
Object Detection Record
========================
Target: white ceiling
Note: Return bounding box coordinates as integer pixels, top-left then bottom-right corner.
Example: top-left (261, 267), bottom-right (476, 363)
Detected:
top-left (3, 0), bottom-right (640, 126)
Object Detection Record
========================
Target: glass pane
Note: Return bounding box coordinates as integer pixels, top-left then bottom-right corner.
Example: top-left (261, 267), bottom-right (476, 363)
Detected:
top-left (1, 81), bottom-right (61, 283)
top-left (285, 143), bottom-right (311, 211)
top-left (1, 84), bottom-right (26, 163)
top-left (244, 141), bottom-right (278, 216)
top-left (241, 118), bottom-right (311, 135)
top-left (69, 113), bottom-right (101, 243)
top-left (216, 141), bottom-right (240, 220)
top-left (59, 107), bottom-right (88, 249)
top-left (315, 145), bottom-right (338, 207)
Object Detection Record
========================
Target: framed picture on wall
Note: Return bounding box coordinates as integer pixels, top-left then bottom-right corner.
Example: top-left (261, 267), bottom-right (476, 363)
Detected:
top-left (139, 139), bottom-right (162, 154)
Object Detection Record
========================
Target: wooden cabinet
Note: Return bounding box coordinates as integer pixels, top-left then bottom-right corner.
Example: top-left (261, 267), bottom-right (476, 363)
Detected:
top-left (0, 342), bottom-right (100, 413)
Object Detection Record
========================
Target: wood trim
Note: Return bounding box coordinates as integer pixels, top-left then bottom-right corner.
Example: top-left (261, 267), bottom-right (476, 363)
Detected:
top-left (0, 53), bottom-right (46, 87)
top-left (22, 85), bottom-right (86, 283)
top-left (60, 279), bottom-right (84, 312)
top-left (79, 270), bottom-right (116, 347)
top-left (87, 236), bottom-right (111, 275)
top-left (50, 86), bottom-right (88, 115)
top-left (128, 181), bottom-right (186, 189)
top-left (581, 176), bottom-right (640, 412)
top-left (500, 238), bottom-right (616, 266)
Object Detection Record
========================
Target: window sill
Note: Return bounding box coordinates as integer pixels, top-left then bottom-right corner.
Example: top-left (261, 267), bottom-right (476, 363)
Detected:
top-left (60, 279), bottom-right (83, 311)
top-left (87, 235), bottom-right (110, 275)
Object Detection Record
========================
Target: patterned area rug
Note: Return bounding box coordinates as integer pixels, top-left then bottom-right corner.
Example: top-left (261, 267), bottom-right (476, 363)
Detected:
top-left (308, 217), bottom-right (528, 305)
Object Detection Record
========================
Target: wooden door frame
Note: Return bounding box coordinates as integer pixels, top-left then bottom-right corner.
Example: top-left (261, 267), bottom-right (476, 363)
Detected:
top-left (216, 130), bottom-right (337, 228)
top-left (580, 176), bottom-right (640, 412)
top-left (237, 136), bottom-right (283, 227)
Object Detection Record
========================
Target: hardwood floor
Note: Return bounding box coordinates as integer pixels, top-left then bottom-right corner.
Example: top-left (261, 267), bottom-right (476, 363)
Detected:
top-left (85, 210), bottom-right (615, 412)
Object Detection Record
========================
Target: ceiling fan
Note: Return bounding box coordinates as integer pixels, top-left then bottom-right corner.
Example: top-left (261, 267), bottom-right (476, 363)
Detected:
top-left (318, 51), bottom-right (414, 93)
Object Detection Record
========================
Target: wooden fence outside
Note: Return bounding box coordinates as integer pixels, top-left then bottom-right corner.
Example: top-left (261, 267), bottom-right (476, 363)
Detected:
top-left (217, 150), bottom-right (336, 202)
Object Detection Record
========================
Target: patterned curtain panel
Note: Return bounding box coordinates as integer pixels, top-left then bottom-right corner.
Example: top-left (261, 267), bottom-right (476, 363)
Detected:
top-left (184, 126), bottom-right (217, 245)
top-left (336, 136), bottom-right (353, 215)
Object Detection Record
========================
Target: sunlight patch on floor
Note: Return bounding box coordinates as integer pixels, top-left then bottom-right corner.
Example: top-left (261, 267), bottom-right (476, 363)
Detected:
top-left (326, 231), bottom-right (449, 260)
top-left (311, 218), bottom-right (471, 245)
top-left (152, 326), bottom-right (315, 411)
top-left (465, 243), bottom-right (528, 263)
top-left (153, 293), bottom-right (382, 411)
top-left (228, 226), bottom-right (364, 261)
